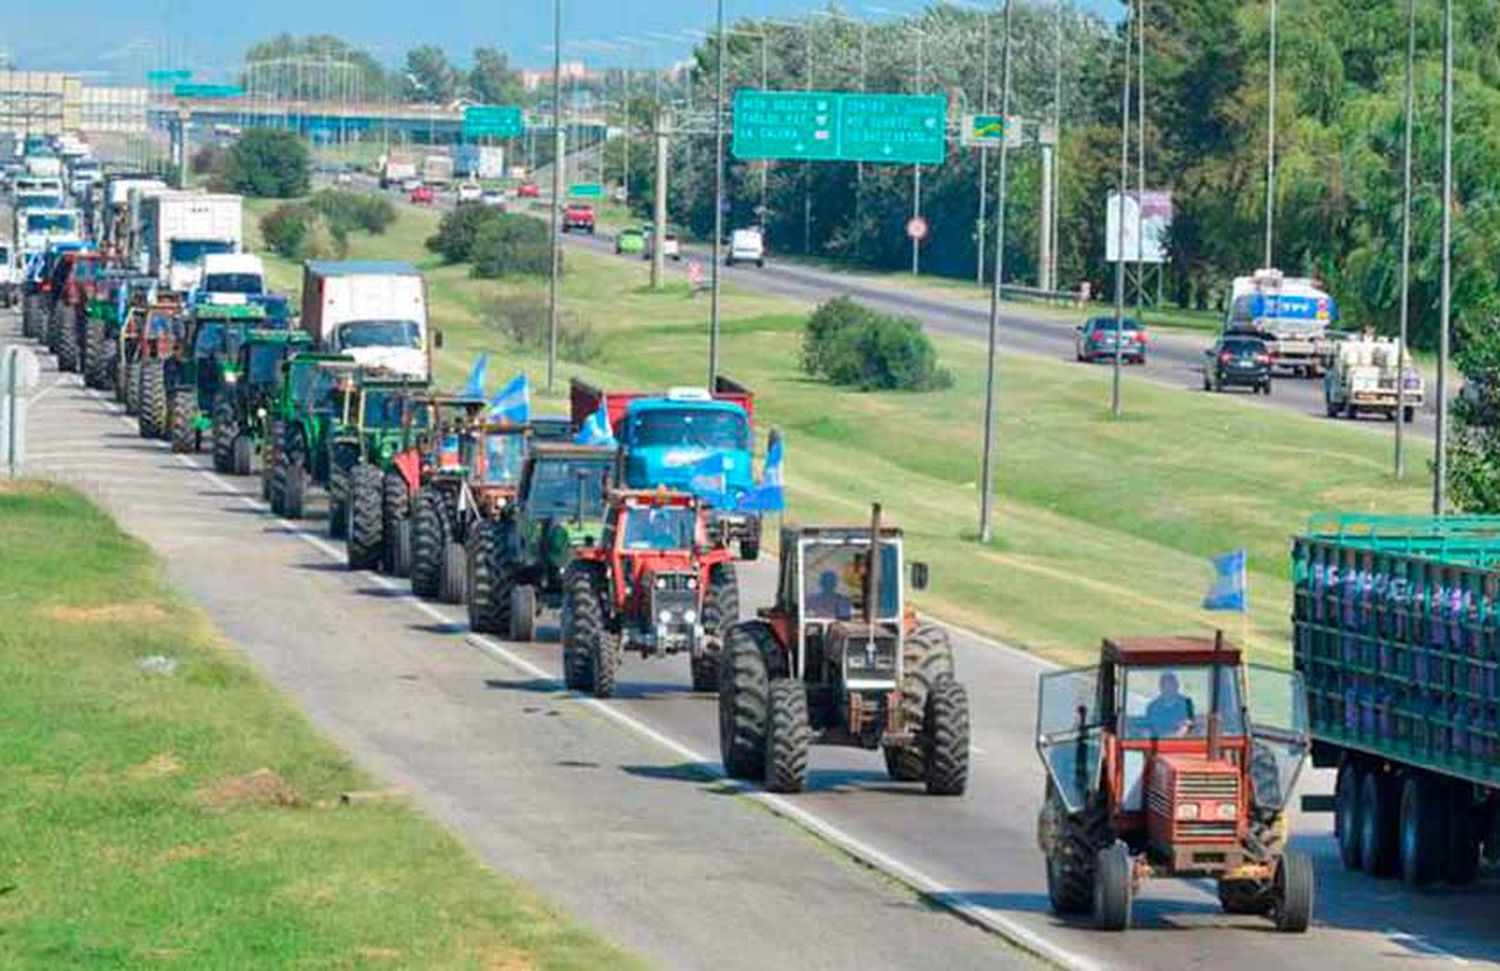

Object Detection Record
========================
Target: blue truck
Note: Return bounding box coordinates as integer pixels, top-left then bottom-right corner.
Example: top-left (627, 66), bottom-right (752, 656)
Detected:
top-left (570, 377), bottom-right (763, 560)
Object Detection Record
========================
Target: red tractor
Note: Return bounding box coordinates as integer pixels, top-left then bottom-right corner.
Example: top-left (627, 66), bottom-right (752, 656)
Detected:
top-left (130, 299), bottom-right (184, 439)
top-left (47, 250), bottom-right (103, 373)
top-left (561, 489), bottom-right (739, 697)
top-left (1035, 633), bottom-right (1312, 932)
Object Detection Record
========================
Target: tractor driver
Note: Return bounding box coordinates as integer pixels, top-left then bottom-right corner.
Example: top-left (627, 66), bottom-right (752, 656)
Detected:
top-left (1145, 672), bottom-right (1196, 737)
top-left (807, 570), bottom-right (853, 620)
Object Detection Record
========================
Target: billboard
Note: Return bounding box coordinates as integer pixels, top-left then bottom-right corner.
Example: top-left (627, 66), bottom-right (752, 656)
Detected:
top-left (1105, 190), bottom-right (1173, 264)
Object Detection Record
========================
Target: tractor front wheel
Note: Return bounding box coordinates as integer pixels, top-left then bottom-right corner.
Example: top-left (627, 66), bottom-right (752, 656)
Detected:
top-left (278, 444), bottom-right (308, 519)
top-left (764, 679), bottom-right (811, 793)
top-left (719, 622), bottom-right (775, 780)
top-left (381, 470), bottom-right (410, 575)
top-left (231, 434), bottom-right (254, 476)
top-left (346, 464), bottom-right (385, 570)
top-left (167, 388), bottom-right (197, 453)
top-left (1270, 851), bottom-right (1314, 933)
top-left (508, 584), bottom-right (536, 642)
top-left (327, 468), bottom-right (349, 540)
top-left (1093, 842), bottom-right (1134, 932)
top-left (55, 306), bottom-right (80, 372)
top-left (921, 676), bottom-right (969, 796)
top-left (440, 540), bottom-right (468, 604)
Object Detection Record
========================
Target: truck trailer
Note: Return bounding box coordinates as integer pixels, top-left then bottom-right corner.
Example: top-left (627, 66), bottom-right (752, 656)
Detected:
top-left (299, 261), bottom-right (432, 381)
top-left (138, 192), bottom-right (243, 293)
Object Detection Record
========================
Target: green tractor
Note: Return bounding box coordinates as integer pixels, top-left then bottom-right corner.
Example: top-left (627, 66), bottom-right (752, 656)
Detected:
top-left (263, 353), bottom-right (359, 518)
top-left (331, 372), bottom-right (432, 562)
top-left (212, 329), bottom-right (314, 475)
top-left (163, 301), bottom-right (269, 454)
top-left (81, 271), bottom-right (152, 391)
top-left (468, 442), bottom-right (616, 641)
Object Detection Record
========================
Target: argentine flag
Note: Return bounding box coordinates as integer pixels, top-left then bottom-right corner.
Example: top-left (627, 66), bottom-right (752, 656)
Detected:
top-left (688, 453), bottom-right (731, 505)
top-left (735, 432), bottom-right (786, 513)
top-left (1202, 549), bottom-right (1248, 612)
top-left (574, 402), bottom-right (617, 447)
top-left (487, 372), bottom-right (531, 424)
top-left (461, 353), bottom-right (489, 398)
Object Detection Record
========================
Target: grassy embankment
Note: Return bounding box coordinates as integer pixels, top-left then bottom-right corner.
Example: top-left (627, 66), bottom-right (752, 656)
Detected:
top-left (0, 482), bottom-right (635, 968)
top-left (246, 198), bottom-right (1430, 666)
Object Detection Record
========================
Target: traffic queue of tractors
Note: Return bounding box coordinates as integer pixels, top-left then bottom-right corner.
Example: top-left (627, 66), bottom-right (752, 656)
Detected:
top-left (19, 218), bottom-right (1320, 940)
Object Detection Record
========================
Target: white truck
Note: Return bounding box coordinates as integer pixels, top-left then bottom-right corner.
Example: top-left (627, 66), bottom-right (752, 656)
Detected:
top-left (1226, 269), bottom-right (1338, 376)
top-left (726, 227), bottom-right (766, 268)
top-left (139, 192), bottom-right (244, 292)
top-left (1323, 334), bottom-right (1425, 422)
top-left (198, 252), bottom-right (266, 298)
top-left (300, 261), bottom-right (433, 381)
top-left (18, 208), bottom-right (82, 257)
top-left (103, 176), bottom-right (167, 250)
top-left (422, 154), bottom-right (454, 187)
top-left (380, 155), bottom-right (418, 189)
top-left (24, 155), bottom-right (63, 179)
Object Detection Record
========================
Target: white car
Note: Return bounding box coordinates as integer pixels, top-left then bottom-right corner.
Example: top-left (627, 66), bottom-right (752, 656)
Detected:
top-left (727, 227), bottom-right (765, 268)
top-left (456, 182), bottom-right (482, 204)
top-left (644, 229), bottom-right (681, 261)
top-left (481, 190), bottom-right (508, 209)
top-left (400, 177), bottom-right (423, 193)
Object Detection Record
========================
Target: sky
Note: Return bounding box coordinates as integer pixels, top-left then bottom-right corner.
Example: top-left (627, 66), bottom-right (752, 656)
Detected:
top-left (3, 0), bottom-right (1118, 84)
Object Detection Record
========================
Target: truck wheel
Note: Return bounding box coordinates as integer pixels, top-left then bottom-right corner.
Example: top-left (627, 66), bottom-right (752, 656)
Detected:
top-left (466, 526), bottom-right (506, 634)
top-left (1093, 842), bottom-right (1134, 931)
top-left (1445, 781), bottom-right (1481, 886)
top-left (1270, 851), bottom-right (1314, 933)
top-left (764, 678), bottom-right (810, 794)
top-left (168, 389), bottom-right (197, 453)
top-left (885, 624), bottom-right (955, 783)
top-left (440, 540), bottom-right (468, 604)
top-left (1360, 768), bottom-right (1399, 876)
top-left (346, 464), bottom-right (385, 571)
top-left (1399, 772), bottom-right (1446, 886)
top-left (409, 491), bottom-right (445, 598)
top-left (508, 584), bottom-right (536, 642)
top-left (719, 621), bottom-right (775, 780)
top-left (232, 434), bottom-right (254, 476)
top-left (561, 565), bottom-right (599, 691)
top-left (1335, 759), bottom-right (1363, 870)
top-left (922, 676), bottom-right (969, 796)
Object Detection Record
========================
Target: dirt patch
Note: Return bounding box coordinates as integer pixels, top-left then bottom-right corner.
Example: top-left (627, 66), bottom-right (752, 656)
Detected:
top-left (158, 844), bottom-right (209, 864)
top-left (40, 602), bottom-right (169, 625)
top-left (128, 752), bottom-right (184, 780)
top-left (195, 769), bottom-right (300, 810)
top-left (484, 952), bottom-right (535, 971)
top-left (356, 947), bottom-right (403, 962)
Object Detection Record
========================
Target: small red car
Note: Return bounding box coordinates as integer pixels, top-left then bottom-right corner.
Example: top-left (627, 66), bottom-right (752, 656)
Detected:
top-left (516, 181), bottom-right (541, 198)
top-left (562, 204), bottom-right (596, 235)
top-left (409, 184), bottom-right (435, 205)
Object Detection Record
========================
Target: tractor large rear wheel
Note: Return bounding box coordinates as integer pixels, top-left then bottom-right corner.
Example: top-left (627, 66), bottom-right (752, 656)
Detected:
top-left (409, 490), bottom-right (445, 599)
top-left (921, 676), bottom-right (969, 796)
top-left (381, 470), bottom-right (410, 576)
top-left (45, 303), bottom-right (61, 354)
top-left (138, 363), bottom-right (166, 439)
top-left (765, 679), bottom-right (811, 793)
top-left (467, 524), bottom-right (506, 633)
top-left (83, 318), bottom-right (109, 389)
top-left (885, 624), bottom-right (956, 782)
top-left (1040, 785), bottom-right (1108, 915)
top-left (719, 621), bottom-right (776, 781)
top-left (695, 562), bottom-right (739, 692)
top-left (55, 306), bottom-right (80, 373)
top-left (562, 564), bottom-right (607, 693)
top-left (211, 395), bottom-right (238, 473)
top-left (440, 539), bottom-right (468, 604)
top-left (346, 463), bottom-right (385, 570)
top-left (168, 388), bottom-right (197, 453)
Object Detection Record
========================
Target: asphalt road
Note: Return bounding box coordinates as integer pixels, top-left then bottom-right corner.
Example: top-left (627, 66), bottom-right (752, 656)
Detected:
top-left (10, 285), bottom-right (1499, 968)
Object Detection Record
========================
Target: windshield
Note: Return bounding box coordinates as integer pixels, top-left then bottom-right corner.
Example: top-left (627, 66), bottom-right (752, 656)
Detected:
top-left (360, 389), bottom-right (409, 429)
top-left (202, 272), bottom-right (263, 295)
top-left (528, 459), bottom-right (611, 517)
top-left (169, 240), bottom-right (235, 264)
top-left (336, 320), bottom-right (422, 350)
top-left (629, 407), bottom-right (748, 451)
top-left (193, 322), bottom-right (235, 358)
top-left (482, 432), bottom-right (527, 485)
top-left (291, 366), bottom-right (347, 411)
top-left (1087, 318), bottom-right (1142, 333)
top-left (622, 506), bottom-right (696, 551)
top-left (801, 540), bottom-right (900, 621)
top-left (1121, 665), bottom-right (1245, 740)
top-left (247, 344), bottom-right (288, 384)
top-left (1221, 338), bottom-right (1266, 355)
top-left (18, 194), bottom-right (63, 211)
top-left (26, 212), bottom-right (76, 233)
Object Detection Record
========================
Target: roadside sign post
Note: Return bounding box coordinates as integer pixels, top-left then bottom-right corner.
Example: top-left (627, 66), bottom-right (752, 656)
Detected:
top-left (1, 344), bottom-right (41, 478)
top-left (906, 216), bottom-right (929, 242)
top-left (568, 183), bottom-right (604, 199)
top-left (732, 90), bottom-right (946, 165)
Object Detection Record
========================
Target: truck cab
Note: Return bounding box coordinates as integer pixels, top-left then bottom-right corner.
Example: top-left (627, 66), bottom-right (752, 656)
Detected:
top-left (198, 252), bottom-right (266, 299)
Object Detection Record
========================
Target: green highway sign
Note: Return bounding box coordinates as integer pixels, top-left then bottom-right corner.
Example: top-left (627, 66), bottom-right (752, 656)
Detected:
top-left (733, 89), bottom-right (947, 165)
top-left (172, 83), bottom-right (245, 99)
top-left (569, 183), bottom-right (604, 199)
top-left (464, 105), bottom-right (526, 139)
top-left (961, 113), bottom-right (1006, 146)
top-left (147, 69), bottom-right (193, 84)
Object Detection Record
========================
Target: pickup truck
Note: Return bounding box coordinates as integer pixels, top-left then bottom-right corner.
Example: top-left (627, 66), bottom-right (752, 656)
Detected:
top-left (1323, 335), bottom-right (1423, 422)
top-left (562, 204), bottom-right (596, 235)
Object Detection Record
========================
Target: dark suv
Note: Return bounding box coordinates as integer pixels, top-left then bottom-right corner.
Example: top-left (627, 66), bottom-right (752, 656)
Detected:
top-left (1074, 316), bottom-right (1147, 364)
top-left (1203, 334), bottom-right (1273, 395)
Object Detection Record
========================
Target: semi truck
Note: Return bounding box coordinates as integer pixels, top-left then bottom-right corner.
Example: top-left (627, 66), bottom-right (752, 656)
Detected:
top-left (422, 154), bottom-right (454, 187)
top-left (300, 261), bottom-right (433, 381)
top-left (139, 192), bottom-right (244, 293)
top-left (379, 155), bottom-right (418, 189)
top-left (1294, 515), bottom-right (1500, 889)
top-left (569, 377), bottom-right (764, 559)
top-left (101, 174), bottom-right (167, 250)
top-left (1226, 269), bottom-right (1338, 377)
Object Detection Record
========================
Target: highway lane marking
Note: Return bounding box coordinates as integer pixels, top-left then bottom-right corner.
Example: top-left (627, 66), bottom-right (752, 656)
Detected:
top-left (1385, 930), bottom-right (1468, 964)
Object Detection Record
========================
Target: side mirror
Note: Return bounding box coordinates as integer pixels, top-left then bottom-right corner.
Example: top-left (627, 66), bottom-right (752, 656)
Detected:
top-left (432, 330), bottom-right (444, 349)
top-left (910, 561), bottom-right (930, 591)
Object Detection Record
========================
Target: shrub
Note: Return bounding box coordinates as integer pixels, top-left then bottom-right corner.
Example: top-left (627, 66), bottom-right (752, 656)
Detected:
top-left (259, 203), bottom-right (344, 261)
top-left (221, 129), bottom-right (310, 198)
top-left (190, 143), bottom-right (226, 175)
top-left (801, 296), bottom-right (952, 392)
top-left (308, 190), bottom-right (396, 237)
top-left (471, 215), bottom-right (553, 279)
top-left (425, 203), bottom-right (502, 263)
top-left (483, 294), bottom-right (599, 363)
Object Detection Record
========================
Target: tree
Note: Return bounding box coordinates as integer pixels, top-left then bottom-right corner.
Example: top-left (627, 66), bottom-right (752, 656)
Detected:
top-left (405, 45), bottom-right (457, 103)
top-left (221, 129), bottom-right (310, 198)
top-left (468, 47), bottom-right (523, 105)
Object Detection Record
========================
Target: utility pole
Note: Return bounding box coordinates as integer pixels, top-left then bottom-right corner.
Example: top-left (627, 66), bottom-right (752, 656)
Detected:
top-left (710, 0), bottom-right (726, 388)
top-left (1049, 0), bottom-right (1064, 292)
top-left (1264, 0), bottom-right (1278, 268)
top-left (1111, 2), bottom-right (1133, 418)
top-left (1395, 0), bottom-right (1416, 480)
top-left (978, 0), bottom-right (1014, 546)
top-left (975, 5), bottom-right (992, 285)
top-left (1435, 0), bottom-right (1453, 515)
top-left (1134, 0), bottom-right (1146, 325)
top-left (651, 108), bottom-right (669, 290)
top-left (621, 67), bottom-right (631, 207)
top-left (911, 25), bottom-right (925, 276)
top-left (547, 0), bottom-right (564, 394)
top-left (1038, 140), bottom-right (1053, 289)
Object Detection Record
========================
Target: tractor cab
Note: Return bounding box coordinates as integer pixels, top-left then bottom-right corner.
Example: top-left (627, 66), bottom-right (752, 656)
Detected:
top-left (418, 394), bottom-right (489, 482)
top-left (175, 302), bottom-right (268, 411)
top-left (1035, 633), bottom-right (1312, 932)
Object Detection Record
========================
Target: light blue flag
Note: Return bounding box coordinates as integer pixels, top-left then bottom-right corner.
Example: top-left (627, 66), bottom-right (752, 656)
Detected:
top-left (688, 453), bottom-right (731, 505)
top-left (461, 353), bottom-right (489, 398)
top-left (486, 372), bottom-right (531, 424)
top-left (735, 432), bottom-right (786, 513)
top-left (1202, 549), bottom-right (1248, 612)
top-left (573, 402), bottom-right (617, 447)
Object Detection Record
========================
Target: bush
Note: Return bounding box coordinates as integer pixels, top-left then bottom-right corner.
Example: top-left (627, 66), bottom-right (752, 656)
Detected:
top-left (221, 129), bottom-right (310, 198)
top-left (471, 214), bottom-right (553, 278)
top-left (801, 296), bottom-right (952, 392)
top-left (259, 203), bottom-right (344, 261)
top-left (483, 294), bottom-right (599, 363)
top-left (309, 190), bottom-right (396, 236)
top-left (190, 143), bottom-right (227, 175)
top-left (426, 204), bottom-right (502, 263)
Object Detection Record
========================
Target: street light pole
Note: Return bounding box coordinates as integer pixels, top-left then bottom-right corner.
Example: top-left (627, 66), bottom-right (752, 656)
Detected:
top-left (911, 24), bottom-right (924, 276)
top-left (978, 0), bottom-right (1013, 546)
top-left (1134, 0), bottom-right (1146, 326)
top-left (1049, 0), bottom-right (1063, 292)
top-left (1264, 0), bottom-right (1278, 268)
top-left (710, 0), bottom-right (727, 388)
top-left (1435, 0), bottom-right (1453, 515)
top-left (1111, 2), bottom-right (1132, 418)
top-left (1395, 0), bottom-right (1416, 480)
top-left (547, 0), bottom-right (564, 394)
top-left (976, 5), bottom-right (992, 285)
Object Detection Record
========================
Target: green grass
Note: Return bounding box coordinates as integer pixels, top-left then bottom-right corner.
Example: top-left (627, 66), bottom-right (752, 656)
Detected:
top-left (0, 482), bottom-right (636, 969)
top-left (244, 198), bottom-right (1430, 667)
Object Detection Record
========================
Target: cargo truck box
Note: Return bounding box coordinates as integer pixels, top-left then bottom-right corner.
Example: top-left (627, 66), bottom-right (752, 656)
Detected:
top-left (300, 260), bottom-right (431, 381)
top-left (139, 192), bottom-right (243, 292)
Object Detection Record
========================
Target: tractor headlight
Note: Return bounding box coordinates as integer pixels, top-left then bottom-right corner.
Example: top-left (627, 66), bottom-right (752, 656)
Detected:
top-left (222, 371), bottom-right (237, 384)
top-left (656, 576), bottom-right (668, 589)
top-left (658, 610), bottom-right (673, 624)
top-left (1215, 802), bottom-right (1237, 821)
top-left (686, 576), bottom-right (697, 590)
top-left (256, 407), bottom-right (267, 418)
top-left (1176, 803), bottom-right (1200, 821)
top-left (683, 609), bottom-right (697, 624)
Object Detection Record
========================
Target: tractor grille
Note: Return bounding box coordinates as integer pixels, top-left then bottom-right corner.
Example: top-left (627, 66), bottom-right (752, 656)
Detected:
top-left (1178, 773), bottom-right (1238, 801)
top-left (1178, 820), bottom-right (1237, 839)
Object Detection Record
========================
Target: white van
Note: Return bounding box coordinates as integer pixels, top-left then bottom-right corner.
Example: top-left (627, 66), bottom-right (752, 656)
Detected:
top-left (727, 227), bottom-right (765, 268)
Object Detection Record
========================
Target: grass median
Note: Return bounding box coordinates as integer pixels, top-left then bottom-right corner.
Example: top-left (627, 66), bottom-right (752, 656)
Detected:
top-left (246, 198), bottom-right (1430, 666)
top-left (0, 481), bottom-right (635, 969)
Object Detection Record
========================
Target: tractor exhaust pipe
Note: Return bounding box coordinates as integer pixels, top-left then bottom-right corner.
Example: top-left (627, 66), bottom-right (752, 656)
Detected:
top-left (865, 503), bottom-right (882, 627)
top-left (1207, 629), bottom-right (1225, 762)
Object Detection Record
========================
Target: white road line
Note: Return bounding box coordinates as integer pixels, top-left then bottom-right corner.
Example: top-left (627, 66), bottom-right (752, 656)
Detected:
top-left (1385, 930), bottom-right (1468, 965)
top-left (71, 383), bottom-right (1097, 971)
